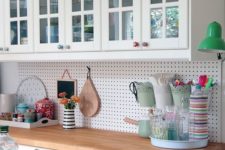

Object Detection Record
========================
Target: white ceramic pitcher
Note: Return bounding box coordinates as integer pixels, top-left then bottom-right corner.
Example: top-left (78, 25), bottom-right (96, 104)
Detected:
top-left (149, 73), bottom-right (174, 109)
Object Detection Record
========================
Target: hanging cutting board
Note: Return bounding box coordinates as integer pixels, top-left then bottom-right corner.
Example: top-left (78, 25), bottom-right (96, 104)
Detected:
top-left (79, 67), bottom-right (100, 117)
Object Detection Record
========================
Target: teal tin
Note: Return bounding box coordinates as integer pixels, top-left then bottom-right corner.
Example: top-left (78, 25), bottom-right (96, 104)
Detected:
top-left (16, 103), bottom-right (29, 114)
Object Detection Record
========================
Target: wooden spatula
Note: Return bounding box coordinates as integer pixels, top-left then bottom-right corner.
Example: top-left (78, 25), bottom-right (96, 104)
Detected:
top-left (79, 67), bottom-right (100, 117)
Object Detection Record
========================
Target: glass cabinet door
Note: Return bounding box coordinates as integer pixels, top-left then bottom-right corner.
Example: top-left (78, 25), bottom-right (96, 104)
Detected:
top-left (142, 0), bottom-right (188, 49)
top-left (4, 0), bottom-right (33, 53)
top-left (34, 0), bottom-right (64, 52)
top-left (102, 0), bottom-right (141, 50)
top-left (65, 0), bottom-right (101, 51)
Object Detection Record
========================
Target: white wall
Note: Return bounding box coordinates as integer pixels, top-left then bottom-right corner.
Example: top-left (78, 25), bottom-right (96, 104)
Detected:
top-left (0, 62), bottom-right (19, 94)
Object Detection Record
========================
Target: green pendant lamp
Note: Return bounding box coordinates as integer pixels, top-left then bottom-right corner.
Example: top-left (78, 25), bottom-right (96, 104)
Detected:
top-left (198, 22), bottom-right (225, 59)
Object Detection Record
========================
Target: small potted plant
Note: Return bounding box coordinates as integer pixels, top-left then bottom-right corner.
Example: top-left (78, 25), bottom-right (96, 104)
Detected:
top-left (58, 92), bottom-right (80, 129)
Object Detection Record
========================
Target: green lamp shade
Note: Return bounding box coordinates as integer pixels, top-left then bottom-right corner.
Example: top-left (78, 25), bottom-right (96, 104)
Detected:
top-left (198, 22), bottom-right (225, 53)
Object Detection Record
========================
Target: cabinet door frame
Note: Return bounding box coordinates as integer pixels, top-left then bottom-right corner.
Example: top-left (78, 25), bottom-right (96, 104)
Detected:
top-left (65, 0), bottom-right (101, 51)
top-left (102, 0), bottom-right (141, 51)
top-left (4, 0), bottom-right (34, 53)
top-left (142, 0), bottom-right (188, 50)
top-left (34, 0), bottom-right (65, 52)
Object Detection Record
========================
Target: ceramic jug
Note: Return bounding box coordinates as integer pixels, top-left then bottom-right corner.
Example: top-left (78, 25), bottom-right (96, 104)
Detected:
top-left (129, 81), bottom-right (155, 107)
top-left (149, 73), bottom-right (174, 109)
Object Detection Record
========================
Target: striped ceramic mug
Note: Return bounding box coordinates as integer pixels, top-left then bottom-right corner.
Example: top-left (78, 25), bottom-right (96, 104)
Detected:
top-left (63, 109), bottom-right (75, 129)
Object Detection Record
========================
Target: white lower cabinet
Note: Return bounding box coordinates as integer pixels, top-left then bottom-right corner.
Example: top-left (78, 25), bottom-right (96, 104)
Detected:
top-left (18, 145), bottom-right (52, 150)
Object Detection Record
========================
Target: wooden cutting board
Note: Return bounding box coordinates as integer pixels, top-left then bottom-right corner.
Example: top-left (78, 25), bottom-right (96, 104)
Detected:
top-left (79, 77), bottom-right (100, 117)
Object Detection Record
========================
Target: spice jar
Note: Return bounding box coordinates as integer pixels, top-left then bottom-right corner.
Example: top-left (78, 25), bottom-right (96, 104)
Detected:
top-left (17, 114), bottom-right (24, 122)
top-left (12, 113), bottom-right (18, 122)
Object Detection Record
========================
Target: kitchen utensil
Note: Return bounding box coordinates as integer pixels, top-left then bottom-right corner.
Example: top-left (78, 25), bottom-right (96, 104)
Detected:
top-left (0, 94), bottom-right (16, 113)
top-left (79, 66), bottom-right (100, 117)
top-left (149, 73), bottom-right (174, 109)
top-left (129, 81), bottom-right (155, 107)
top-left (123, 117), bottom-right (151, 138)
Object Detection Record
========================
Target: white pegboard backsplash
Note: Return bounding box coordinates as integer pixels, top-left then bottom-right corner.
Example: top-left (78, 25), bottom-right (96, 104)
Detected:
top-left (18, 61), bottom-right (222, 142)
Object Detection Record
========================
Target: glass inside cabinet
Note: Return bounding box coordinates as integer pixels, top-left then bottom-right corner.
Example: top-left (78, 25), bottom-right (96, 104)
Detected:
top-left (9, 0), bottom-right (28, 45)
top-left (71, 0), bottom-right (94, 43)
top-left (142, 0), bottom-right (188, 49)
top-left (108, 0), bottom-right (134, 41)
top-left (150, 0), bottom-right (179, 39)
top-left (39, 0), bottom-right (59, 44)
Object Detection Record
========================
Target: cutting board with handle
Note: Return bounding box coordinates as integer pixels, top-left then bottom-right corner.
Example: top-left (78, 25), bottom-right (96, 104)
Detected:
top-left (79, 67), bottom-right (100, 117)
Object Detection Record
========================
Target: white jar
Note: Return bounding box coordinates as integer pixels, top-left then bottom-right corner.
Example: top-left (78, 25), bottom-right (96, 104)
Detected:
top-left (0, 94), bottom-right (16, 113)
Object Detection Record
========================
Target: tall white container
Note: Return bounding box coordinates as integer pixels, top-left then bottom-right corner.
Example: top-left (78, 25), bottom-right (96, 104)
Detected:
top-left (0, 94), bottom-right (16, 113)
top-left (149, 73), bottom-right (174, 110)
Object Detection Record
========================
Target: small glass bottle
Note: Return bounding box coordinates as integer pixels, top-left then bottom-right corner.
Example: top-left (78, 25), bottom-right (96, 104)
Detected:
top-left (0, 126), bottom-right (18, 150)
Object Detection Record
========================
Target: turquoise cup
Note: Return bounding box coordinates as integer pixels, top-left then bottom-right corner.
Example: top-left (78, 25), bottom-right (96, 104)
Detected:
top-left (129, 82), bottom-right (155, 107)
top-left (138, 120), bottom-right (151, 138)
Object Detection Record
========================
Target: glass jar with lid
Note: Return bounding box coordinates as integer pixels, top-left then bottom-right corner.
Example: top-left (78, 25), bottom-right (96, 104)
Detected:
top-left (0, 126), bottom-right (18, 150)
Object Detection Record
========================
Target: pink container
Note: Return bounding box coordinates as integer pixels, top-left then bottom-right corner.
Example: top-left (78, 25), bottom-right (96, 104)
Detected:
top-left (35, 98), bottom-right (54, 119)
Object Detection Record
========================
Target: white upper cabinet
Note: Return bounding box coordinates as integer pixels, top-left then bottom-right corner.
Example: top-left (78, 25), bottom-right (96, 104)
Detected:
top-left (102, 0), bottom-right (141, 50)
top-left (34, 0), bottom-right (65, 52)
top-left (142, 0), bottom-right (188, 50)
top-left (3, 0), bottom-right (33, 53)
top-left (34, 0), bottom-right (100, 52)
top-left (0, 0), bottom-right (224, 61)
top-left (65, 0), bottom-right (101, 51)
top-left (102, 0), bottom-right (188, 51)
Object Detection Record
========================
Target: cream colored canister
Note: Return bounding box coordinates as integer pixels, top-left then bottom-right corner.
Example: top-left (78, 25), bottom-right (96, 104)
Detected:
top-left (149, 73), bottom-right (174, 110)
top-left (0, 94), bottom-right (16, 113)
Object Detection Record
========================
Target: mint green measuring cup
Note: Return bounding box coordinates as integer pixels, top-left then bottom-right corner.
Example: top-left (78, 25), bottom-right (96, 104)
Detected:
top-left (129, 82), bottom-right (155, 107)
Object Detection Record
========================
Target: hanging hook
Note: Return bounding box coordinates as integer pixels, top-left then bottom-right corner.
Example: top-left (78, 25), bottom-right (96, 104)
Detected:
top-left (87, 66), bottom-right (91, 79)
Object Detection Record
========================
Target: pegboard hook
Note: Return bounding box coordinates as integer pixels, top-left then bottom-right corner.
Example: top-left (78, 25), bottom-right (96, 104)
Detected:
top-left (61, 69), bottom-right (72, 79)
top-left (87, 66), bottom-right (91, 79)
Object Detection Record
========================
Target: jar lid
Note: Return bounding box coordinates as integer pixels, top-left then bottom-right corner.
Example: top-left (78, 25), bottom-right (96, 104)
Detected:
top-left (0, 126), bottom-right (8, 133)
top-left (35, 98), bottom-right (53, 105)
top-left (17, 103), bottom-right (29, 108)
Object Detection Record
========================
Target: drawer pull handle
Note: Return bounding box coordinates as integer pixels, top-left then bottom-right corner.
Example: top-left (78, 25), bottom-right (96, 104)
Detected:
top-left (57, 44), bottom-right (64, 49)
top-left (133, 41), bottom-right (139, 47)
top-left (142, 42), bottom-right (149, 47)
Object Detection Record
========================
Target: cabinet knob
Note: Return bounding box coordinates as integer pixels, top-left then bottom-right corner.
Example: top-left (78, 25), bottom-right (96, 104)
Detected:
top-left (133, 41), bottom-right (139, 47)
top-left (57, 44), bottom-right (64, 49)
top-left (4, 47), bottom-right (9, 51)
top-left (65, 45), bottom-right (71, 49)
top-left (142, 42), bottom-right (149, 47)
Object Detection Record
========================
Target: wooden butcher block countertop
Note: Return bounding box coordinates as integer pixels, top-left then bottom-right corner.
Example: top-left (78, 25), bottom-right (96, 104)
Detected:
top-left (9, 125), bottom-right (225, 150)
